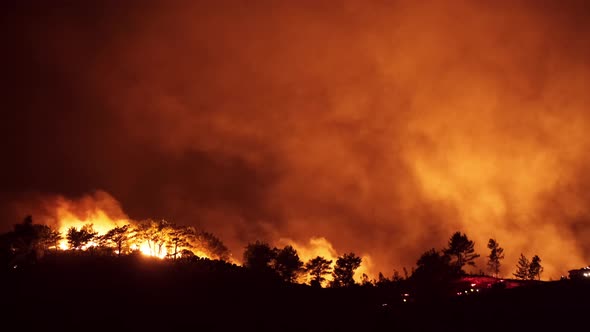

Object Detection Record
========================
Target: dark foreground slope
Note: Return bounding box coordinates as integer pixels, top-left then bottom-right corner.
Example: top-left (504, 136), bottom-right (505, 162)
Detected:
top-left (3, 254), bottom-right (590, 331)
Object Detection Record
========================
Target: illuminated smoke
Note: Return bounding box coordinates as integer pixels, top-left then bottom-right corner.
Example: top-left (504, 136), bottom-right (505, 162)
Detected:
top-left (4, 1), bottom-right (590, 279)
top-left (9, 191), bottom-right (206, 259)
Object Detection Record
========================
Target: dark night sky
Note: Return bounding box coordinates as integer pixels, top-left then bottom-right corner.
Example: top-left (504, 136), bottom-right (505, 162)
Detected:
top-left (2, 0), bottom-right (590, 277)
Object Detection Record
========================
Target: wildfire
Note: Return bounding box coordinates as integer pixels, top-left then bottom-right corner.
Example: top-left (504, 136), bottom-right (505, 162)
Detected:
top-left (133, 242), bottom-right (167, 259)
top-left (278, 237), bottom-right (375, 284)
top-left (56, 206), bottom-right (127, 251)
top-left (54, 204), bottom-right (206, 260)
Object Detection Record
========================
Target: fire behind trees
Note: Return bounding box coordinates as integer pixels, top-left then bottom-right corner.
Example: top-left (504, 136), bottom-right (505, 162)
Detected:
top-left (513, 253), bottom-right (544, 280)
top-left (242, 241), bottom-right (363, 287)
top-left (0, 215), bottom-right (231, 264)
top-left (3, 216), bottom-right (588, 332)
top-left (7, 215), bottom-right (590, 332)
top-left (487, 238), bottom-right (505, 278)
top-left (1, 216), bottom-right (553, 293)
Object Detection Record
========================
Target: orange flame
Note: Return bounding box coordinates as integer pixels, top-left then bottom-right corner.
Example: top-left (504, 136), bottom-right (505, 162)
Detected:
top-left (54, 200), bottom-right (204, 259)
top-left (277, 237), bottom-right (375, 284)
top-left (56, 206), bottom-right (127, 251)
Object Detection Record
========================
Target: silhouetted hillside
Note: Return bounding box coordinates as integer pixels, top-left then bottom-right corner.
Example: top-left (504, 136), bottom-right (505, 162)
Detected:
top-left (4, 253), bottom-right (590, 331)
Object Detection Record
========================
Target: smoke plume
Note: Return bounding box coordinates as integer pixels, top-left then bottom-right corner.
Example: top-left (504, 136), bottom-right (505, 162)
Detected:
top-left (3, 1), bottom-right (590, 278)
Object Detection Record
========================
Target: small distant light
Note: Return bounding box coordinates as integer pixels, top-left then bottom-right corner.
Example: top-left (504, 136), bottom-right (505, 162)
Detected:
top-left (403, 293), bottom-right (410, 296)
top-left (457, 292), bottom-right (462, 296)
top-left (476, 289), bottom-right (480, 292)
top-left (470, 283), bottom-right (476, 287)
top-left (470, 289), bottom-right (474, 292)
top-left (403, 299), bottom-right (407, 302)
top-left (464, 291), bottom-right (468, 294)
top-left (382, 303), bottom-right (388, 307)
top-left (13, 265), bottom-right (17, 269)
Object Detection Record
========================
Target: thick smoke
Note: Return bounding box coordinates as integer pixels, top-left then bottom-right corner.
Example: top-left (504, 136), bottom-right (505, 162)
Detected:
top-left (4, 191), bottom-right (130, 230)
top-left (2, 1), bottom-right (590, 278)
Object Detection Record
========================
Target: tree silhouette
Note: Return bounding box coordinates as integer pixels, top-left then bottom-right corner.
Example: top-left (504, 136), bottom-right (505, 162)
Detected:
top-left (66, 224), bottom-right (97, 250)
top-left (101, 225), bottom-right (132, 256)
top-left (7, 216), bottom-right (60, 264)
top-left (360, 273), bottom-right (374, 287)
top-left (192, 230), bottom-right (231, 261)
top-left (12, 215), bottom-right (36, 253)
top-left (243, 241), bottom-right (276, 272)
top-left (180, 248), bottom-right (195, 257)
top-left (409, 248), bottom-right (458, 301)
top-left (272, 245), bottom-right (303, 283)
top-left (32, 224), bottom-right (62, 252)
top-left (412, 248), bottom-right (455, 282)
top-left (330, 252), bottom-right (362, 288)
top-left (487, 238), bottom-right (504, 277)
top-left (443, 232), bottom-right (480, 273)
top-left (305, 256), bottom-right (332, 287)
top-left (513, 253), bottom-right (530, 280)
top-left (528, 255), bottom-right (543, 280)
top-left (376, 272), bottom-right (391, 287)
top-left (11, 217), bottom-right (62, 253)
top-left (48, 229), bottom-right (62, 251)
top-left (392, 270), bottom-right (404, 282)
top-left (166, 226), bottom-right (193, 259)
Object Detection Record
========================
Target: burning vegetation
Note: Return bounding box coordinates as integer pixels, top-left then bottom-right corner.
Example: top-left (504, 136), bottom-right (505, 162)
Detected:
top-left (2, 212), bottom-right (557, 291)
top-left (0, 190), bottom-right (572, 291)
top-left (1, 214), bottom-right (371, 290)
top-left (5, 215), bottom-right (230, 263)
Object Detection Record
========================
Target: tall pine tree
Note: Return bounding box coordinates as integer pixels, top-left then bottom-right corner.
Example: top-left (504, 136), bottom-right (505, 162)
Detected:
top-left (487, 238), bottom-right (504, 277)
top-left (528, 255), bottom-right (543, 280)
top-left (443, 232), bottom-right (480, 274)
top-left (513, 253), bottom-right (530, 280)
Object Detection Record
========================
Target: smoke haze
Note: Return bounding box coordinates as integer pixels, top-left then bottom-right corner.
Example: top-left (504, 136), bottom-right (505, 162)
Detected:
top-left (2, 0), bottom-right (590, 278)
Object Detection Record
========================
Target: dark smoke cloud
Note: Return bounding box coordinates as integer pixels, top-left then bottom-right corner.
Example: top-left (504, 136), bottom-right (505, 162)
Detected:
top-left (2, 0), bottom-right (590, 278)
